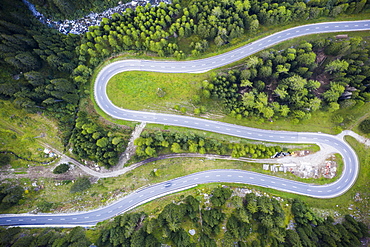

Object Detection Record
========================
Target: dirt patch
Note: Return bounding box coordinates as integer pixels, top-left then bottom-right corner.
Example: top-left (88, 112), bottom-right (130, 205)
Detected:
top-left (267, 143), bottom-right (340, 179)
top-left (315, 73), bottom-right (331, 96)
top-left (315, 49), bottom-right (327, 64)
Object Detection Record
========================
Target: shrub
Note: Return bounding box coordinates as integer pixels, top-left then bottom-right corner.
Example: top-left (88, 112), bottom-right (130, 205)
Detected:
top-left (53, 163), bottom-right (70, 174)
top-left (359, 119), bottom-right (370, 134)
top-left (37, 201), bottom-right (53, 212)
top-left (70, 177), bottom-right (91, 193)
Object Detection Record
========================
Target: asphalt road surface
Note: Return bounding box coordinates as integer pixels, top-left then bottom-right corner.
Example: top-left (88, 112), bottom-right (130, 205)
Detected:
top-left (1, 20), bottom-right (369, 227)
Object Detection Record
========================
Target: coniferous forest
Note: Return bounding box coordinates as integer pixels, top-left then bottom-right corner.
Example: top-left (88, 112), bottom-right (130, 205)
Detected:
top-left (0, 190), bottom-right (369, 246)
top-left (0, 0), bottom-right (370, 245)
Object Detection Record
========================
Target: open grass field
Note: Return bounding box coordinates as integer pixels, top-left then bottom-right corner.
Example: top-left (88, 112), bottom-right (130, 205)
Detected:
top-left (107, 71), bottom-right (209, 111)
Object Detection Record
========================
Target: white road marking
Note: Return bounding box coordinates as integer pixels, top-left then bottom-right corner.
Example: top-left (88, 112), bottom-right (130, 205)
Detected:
top-left (72, 218), bottom-right (77, 220)
top-left (282, 184), bottom-right (286, 186)
top-left (260, 179), bottom-right (265, 181)
top-left (350, 169), bottom-right (352, 173)
top-left (227, 175), bottom-right (232, 177)
top-left (337, 186), bottom-right (341, 189)
top-left (139, 195), bottom-right (143, 197)
top-left (345, 179), bottom-right (348, 183)
top-left (249, 177), bottom-right (254, 179)
top-left (6, 220), bottom-right (11, 222)
top-left (31, 219), bottom-right (36, 221)
top-left (194, 178), bottom-right (199, 180)
top-left (318, 191), bottom-right (322, 193)
top-left (84, 216), bottom-right (89, 219)
top-left (216, 175), bottom-right (220, 177)
top-left (205, 176), bottom-right (209, 178)
top-left (129, 200), bottom-right (133, 203)
top-left (238, 176), bottom-right (243, 178)
top-left (307, 189), bottom-right (311, 191)
top-left (271, 181), bottom-right (275, 184)
top-left (293, 186), bottom-right (297, 188)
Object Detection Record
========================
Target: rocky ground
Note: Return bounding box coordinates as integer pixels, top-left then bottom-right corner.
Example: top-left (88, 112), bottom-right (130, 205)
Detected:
top-left (23, 0), bottom-right (172, 34)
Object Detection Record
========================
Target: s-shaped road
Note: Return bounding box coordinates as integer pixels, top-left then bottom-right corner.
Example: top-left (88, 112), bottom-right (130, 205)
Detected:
top-left (1, 20), bottom-right (369, 227)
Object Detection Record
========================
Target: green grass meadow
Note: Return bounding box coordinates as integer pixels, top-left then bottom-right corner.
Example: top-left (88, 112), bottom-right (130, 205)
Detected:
top-left (107, 71), bottom-right (209, 111)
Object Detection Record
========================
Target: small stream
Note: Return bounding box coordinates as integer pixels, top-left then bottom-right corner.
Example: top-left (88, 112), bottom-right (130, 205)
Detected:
top-left (22, 0), bottom-right (171, 35)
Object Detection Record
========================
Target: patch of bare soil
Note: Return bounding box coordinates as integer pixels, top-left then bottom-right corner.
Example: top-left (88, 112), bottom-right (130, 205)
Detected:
top-left (268, 143), bottom-right (339, 179)
top-left (315, 49), bottom-right (327, 64)
top-left (315, 73), bottom-right (331, 96)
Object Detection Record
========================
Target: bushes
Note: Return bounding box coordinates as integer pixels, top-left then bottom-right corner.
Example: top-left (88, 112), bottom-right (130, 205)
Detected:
top-left (358, 118), bottom-right (370, 134)
top-left (53, 163), bottom-right (70, 174)
top-left (70, 177), bottom-right (91, 193)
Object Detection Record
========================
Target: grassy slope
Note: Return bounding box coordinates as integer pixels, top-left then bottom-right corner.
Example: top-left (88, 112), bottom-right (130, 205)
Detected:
top-left (0, 100), bottom-right (63, 168)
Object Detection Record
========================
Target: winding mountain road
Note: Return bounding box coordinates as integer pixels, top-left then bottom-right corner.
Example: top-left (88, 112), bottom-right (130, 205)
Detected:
top-left (1, 20), bottom-right (369, 227)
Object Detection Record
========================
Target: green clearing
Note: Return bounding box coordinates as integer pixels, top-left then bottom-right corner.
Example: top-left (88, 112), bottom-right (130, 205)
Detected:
top-left (107, 71), bottom-right (209, 111)
top-left (0, 100), bottom-right (63, 168)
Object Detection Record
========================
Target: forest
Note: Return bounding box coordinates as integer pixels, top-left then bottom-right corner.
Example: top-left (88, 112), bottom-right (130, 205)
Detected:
top-left (200, 37), bottom-right (370, 123)
top-left (0, 187), bottom-right (368, 246)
